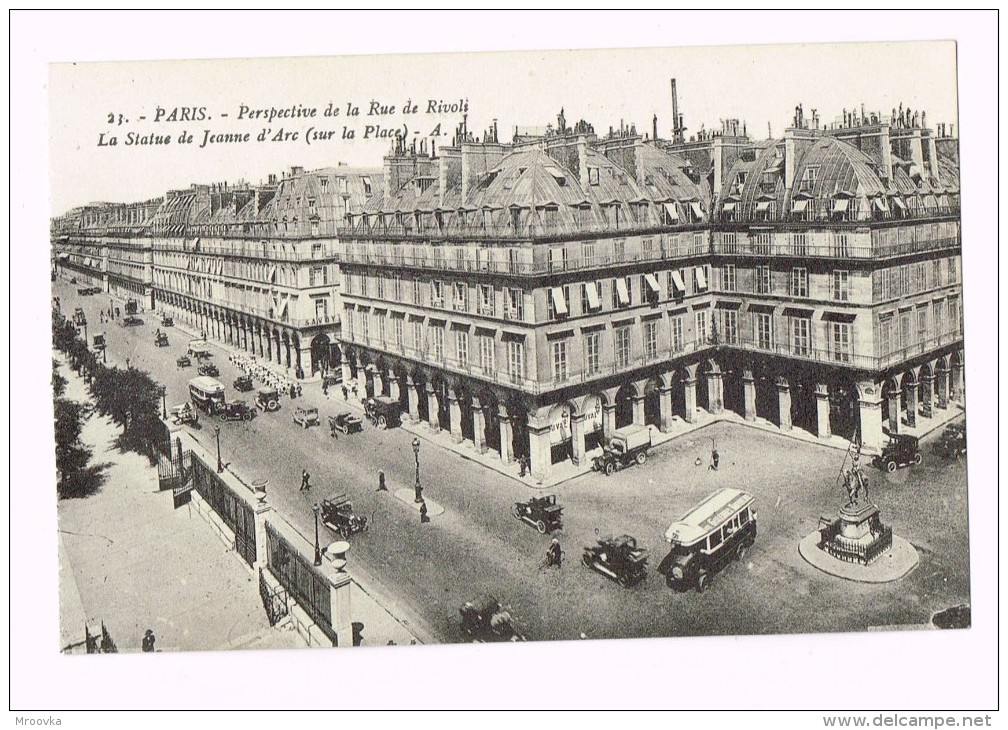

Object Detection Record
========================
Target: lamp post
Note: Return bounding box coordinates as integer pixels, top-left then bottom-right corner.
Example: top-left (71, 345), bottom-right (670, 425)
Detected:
top-left (213, 425), bottom-right (222, 473)
top-left (161, 386), bottom-right (168, 420)
top-left (312, 502), bottom-right (322, 566)
top-left (82, 317), bottom-right (88, 347)
top-left (126, 356), bottom-right (131, 370)
top-left (412, 437), bottom-right (423, 503)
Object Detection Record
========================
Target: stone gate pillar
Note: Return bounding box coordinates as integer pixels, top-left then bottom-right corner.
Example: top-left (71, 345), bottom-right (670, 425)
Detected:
top-left (706, 369), bottom-right (724, 415)
top-left (426, 384), bottom-right (440, 432)
top-left (387, 371), bottom-right (400, 401)
top-left (743, 371), bottom-right (757, 421)
top-left (472, 397), bottom-right (487, 454)
top-left (815, 383), bottom-right (831, 439)
top-left (405, 376), bottom-right (420, 421)
top-left (341, 359), bottom-right (353, 390)
top-left (951, 359), bottom-right (964, 403)
top-left (935, 368), bottom-right (949, 409)
top-left (857, 381), bottom-right (884, 453)
top-left (920, 373), bottom-right (934, 418)
top-left (498, 405), bottom-right (514, 464)
top-left (631, 393), bottom-right (646, 426)
top-left (903, 374), bottom-right (918, 429)
top-left (887, 382), bottom-right (902, 434)
top-left (527, 410), bottom-right (552, 483)
top-left (601, 402), bottom-right (617, 442)
top-left (777, 378), bottom-right (792, 431)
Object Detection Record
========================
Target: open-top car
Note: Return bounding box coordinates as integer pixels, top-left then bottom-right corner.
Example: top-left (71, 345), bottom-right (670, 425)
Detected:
top-left (292, 406), bottom-right (319, 429)
top-left (459, 595), bottom-right (524, 642)
top-left (121, 315), bottom-right (143, 327)
top-left (169, 402), bottom-right (199, 426)
top-left (328, 412), bottom-right (363, 436)
top-left (363, 396), bottom-right (401, 430)
top-left (320, 493), bottom-right (368, 538)
top-left (198, 363), bottom-right (220, 377)
top-left (582, 534), bottom-right (648, 588)
top-left (155, 332), bottom-right (169, 347)
top-left (176, 355), bottom-right (192, 368)
top-left (233, 375), bottom-right (254, 392)
top-left (255, 386), bottom-right (281, 412)
top-left (73, 308), bottom-right (86, 326)
top-left (218, 400), bottom-right (254, 422)
top-left (874, 434), bottom-right (921, 473)
top-left (512, 494), bottom-right (563, 534)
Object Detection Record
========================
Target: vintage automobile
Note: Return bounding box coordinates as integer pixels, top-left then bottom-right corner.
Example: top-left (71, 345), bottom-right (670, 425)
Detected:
top-left (328, 412), bottom-right (363, 436)
top-left (77, 286), bottom-right (93, 296)
top-left (125, 298), bottom-right (139, 315)
top-left (582, 534), bottom-right (648, 588)
top-left (198, 363), bottom-right (220, 377)
top-left (176, 355), bottom-right (192, 368)
top-left (91, 334), bottom-right (106, 354)
top-left (933, 422), bottom-right (966, 460)
top-left (322, 369), bottom-right (343, 389)
top-left (73, 308), bottom-right (86, 326)
top-left (320, 493), bottom-right (369, 538)
top-left (155, 332), bottom-right (169, 347)
top-left (874, 434), bottom-right (922, 472)
top-left (161, 315), bottom-right (174, 327)
top-left (459, 595), bottom-right (524, 642)
top-left (512, 494), bottom-right (563, 534)
top-left (255, 386), bottom-right (281, 412)
top-left (121, 315), bottom-right (143, 327)
top-left (218, 400), bottom-right (254, 422)
top-left (233, 375), bottom-right (254, 392)
top-left (169, 402), bottom-right (199, 426)
top-left (292, 406), bottom-right (320, 429)
top-left (363, 396), bottom-right (402, 430)
top-left (592, 424), bottom-right (652, 476)
top-left (658, 488), bottom-right (757, 593)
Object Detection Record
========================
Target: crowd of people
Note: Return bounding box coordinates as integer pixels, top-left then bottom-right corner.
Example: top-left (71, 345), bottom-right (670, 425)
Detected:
top-left (229, 350), bottom-right (301, 398)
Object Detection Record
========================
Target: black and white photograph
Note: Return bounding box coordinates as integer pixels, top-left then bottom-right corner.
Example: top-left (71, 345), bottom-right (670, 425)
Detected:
top-left (11, 10), bottom-right (998, 717)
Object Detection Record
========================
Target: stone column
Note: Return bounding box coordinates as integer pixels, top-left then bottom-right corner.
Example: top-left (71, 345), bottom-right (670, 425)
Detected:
top-left (777, 378), bottom-right (792, 431)
top-left (448, 390), bottom-right (463, 444)
top-left (658, 384), bottom-right (674, 433)
top-left (631, 394), bottom-right (646, 426)
top-left (472, 397), bottom-right (487, 454)
top-left (426, 384), bottom-right (440, 432)
top-left (815, 383), bottom-right (831, 439)
top-left (951, 360), bottom-right (964, 403)
top-left (569, 412), bottom-right (587, 466)
top-left (683, 376), bottom-right (697, 424)
top-left (364, 367), bottom-right (376, 399)
top-left (251, 496), bottom-right (272, 569)
top-left (857, 381), bottom-right (884, 453)
top-left (406, 376), bottom-right (420, 421)
top-left (935, 369), bottom-right (948, 409)
top-left (920, 373), bottom-right (934, 418)
top-left (299, 346), bottom-right (312, 377)
top-left (498, 405), bottom-right (514, 463)
top-left (327, 567), bottom-right (354, 648)
top-left (903, 376), bottom-right (918, 429)
top-left (372, 368), bottom-right (385, 397)
top-left (341, 360), bottom-right (353, 389)
top-left (601, 402), bottom-right (617, 442)
top-left (706, 370), bottom-right (724, 415)
top-left (527, 416), bottom-right (552, 483)
top-left (743, 371), bottom-right (757, 421)
top-left (387, 371), bottom-right (400, 401)
top-left (887, 390), bottom-right (902, 434)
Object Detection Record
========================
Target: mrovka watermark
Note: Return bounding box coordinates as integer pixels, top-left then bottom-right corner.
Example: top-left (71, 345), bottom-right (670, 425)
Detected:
top-left (823, 715), bottom-right (993, 727)
top-left (15, 718), bottom-right (62, 726)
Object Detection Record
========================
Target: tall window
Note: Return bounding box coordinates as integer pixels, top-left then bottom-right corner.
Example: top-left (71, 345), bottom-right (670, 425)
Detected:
top-left (585, 331), bottom-right (601, 374)
top-left (756, 312), bottom-right (773, 350)
top-left (430, 280), bottom-right (444, 307)
top-left (310, 265), bottom-right (327, 287)
top-left (478, 284), bottom-right (494, 316)
top-left (611, 276), bottom-right (632, 308)
top-left (791, 317), bottom-right (811, 356)
top-left (948, 297), bottom-right (959, 334)
top-left (933, 259), bottom-right (941, 288)
top-left (722, 264), bottom-right (737, 292)
top-left (552, 340), bottom-right (569, 382)
top-left (642, 237), bottom-right (654, 258)
top-left (692, 232), bottom-right (706, 255)
top-left (455, 329), bottom-right (469, 366)
top-left (376, 275), bottom-right (385, 298)
top-left (377, 314), bottom-right (386, 345)
top-left (790, 232), bottom-right (809, 256)
top-left (879, 315), bottom-right (893, 356)
top-left (393, 275), bottom-right (402, 300)
top-left (831, 322), bottom-right (851, 362)
top-left (394, 317), bottom-right (404, 350)
top-left (899, 312), bottom-right (912, 350)
top-left (507, 340), bottom-right (525, 384)
top-left (361, 310), bottom-right (370, 342)
top-left (582, 241), bottom-right (596, 266)
top-left (917, 307), bottom-right (928, 345)
top-left (411, 320), bottom-right (423, 352)
top-left (832, 270), bottom-right (850, 301)
top-left (479, 334), bottom-right (495, 375)
top-left (581, 281), bottom-right (602, 313)
top-left (613, 238), bottom-right (626, 262)
top-left (615, 327), bottom-right (632, 368)
top-left (429, 326), bottom-right (444, 362)
top-left (453, 282), bottom-right (468, 312)
top-left (752, 232), bottom-right (772, 255)
top-left (791, 267), bottom-right (808, 297)
top-left (695, 310), bottom-right (709, 345)
top-left (831, 231), bottom-right (850, 257)
top-left (412, 278), bottom-right (422, 305)
top-left (721, 309), bottom-right (739, 344)
top-left (671, 316), bottom-right (684, 352)
top-left (549, 246), bottom-right (568, 271)
top-left (504, 288), bottom-right (524, 321)
top-left (755, 265), bottom-right (771, 294)
top-left (547, 286), bottom-right (570, 321)
top-left (644, 320), bottom-right (658, 360)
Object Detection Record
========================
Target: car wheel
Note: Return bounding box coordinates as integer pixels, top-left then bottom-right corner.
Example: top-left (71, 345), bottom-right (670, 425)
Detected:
top-left (604, 462), bottom-right (615, 476)
top-left (512, 505), bottom-right (521, 519)
top-left (636, 451), bottom-right (647, 466)
top-left (268, 400), bottom-right (278, 411)
top-left (302, 422), bottom-right (308, 430)
top-left (618, 574), bottom-right (631, 588)
top-left (886, 460), bottom-right (897, 473)
top-left (582, 554), bottom-right (593, 568)
top-left (697, 573), bottom-right (710, 593)
top-left (537, 520), bottom-right (546, 535)
top-left (219, 413), bottom-right (228, 422)
top-left (736, 543), bottom-right (747, 561)
top-left (377, 415), bottom-right (387, 430)
top-left (913, 453), bottom-right (923, 465)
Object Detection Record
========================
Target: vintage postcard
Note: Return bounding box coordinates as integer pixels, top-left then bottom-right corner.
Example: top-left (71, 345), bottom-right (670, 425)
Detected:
top-left (27, 20), bottom-right (994, 712)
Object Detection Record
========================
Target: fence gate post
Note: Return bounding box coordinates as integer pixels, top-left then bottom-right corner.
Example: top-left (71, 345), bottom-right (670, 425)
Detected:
top-left (327, 569), bottom-right (354, 648)
top-left (175, 437), bottom-right (184, 467)
top-left (252, 496), bottom-right (272, 569)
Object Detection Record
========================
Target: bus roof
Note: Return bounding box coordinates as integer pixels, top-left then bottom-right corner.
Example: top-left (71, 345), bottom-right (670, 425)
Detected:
top-left (188, 376), bottom-right (225, 393)
top-left (664, 488), bottom-right (755, 546)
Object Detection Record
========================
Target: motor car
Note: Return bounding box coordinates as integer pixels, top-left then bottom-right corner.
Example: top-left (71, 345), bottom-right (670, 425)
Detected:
top-left (328, 412), bottom-right (363, 436)
top-left (125, 298), bottom-right (140, 315)
top-left (170, 402), bottom-right (199, 426)
top-left (218, 400), bottom-right (254, 422)
top-left (658, 488), bottom-right (757, 593)
top-left (512, 494), bottom-right (563, 534)
top-left (176, 355), bottom-right (192, 368)
top-left (459, 596), bottom-right (524, 642)
top-left (198, 363), bottom-right (220, 377)
top-left (91, 334), bottom-right (106, 353)
top-left (233, 375), bottom-right (254, 392)
top-left (161, 315), bottom-right (174, 327)
top-left (188, 340), bottom-right (212, 357)
top-left (320, 493), bottom-right (369, 538)
top-left (592, 424), bottom-right (651, 476)
top-left (582, 535), bottom-right (648, 587)
top-left (363, 396), bottom-right (401, 430)
top-left (121, 315), bottom-right (143, 327)
top-left (255, 386), bottom-right (281, 412)
top-left (73, 308), bottom-right (86, 326)
top-left (155, 332), bottom-right (169, 347)
top-left (933, 423), bottom-right (966, 460)
top-left (292, 406), bottom-right (320, 429)
top-left (874, 434), bottom-right (921, 473)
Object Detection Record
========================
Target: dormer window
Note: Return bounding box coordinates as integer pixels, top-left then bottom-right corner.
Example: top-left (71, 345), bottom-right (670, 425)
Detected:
top-left (588, 167), bottom-right (600, 186)
top-left (319, 178), bottom-right (328, 190)
top-left (801, 166), bottom-right (818, 192)
top-left (362, 177), bottom-right (372, 195)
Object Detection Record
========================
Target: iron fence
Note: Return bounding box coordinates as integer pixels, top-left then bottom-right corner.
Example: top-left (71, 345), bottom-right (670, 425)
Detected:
top-left (190, 454), bottom-right (257, 567)
top-left (264, 521), bottom-right (336, 644)
top-left (258, 567), bottom-right (290, 627)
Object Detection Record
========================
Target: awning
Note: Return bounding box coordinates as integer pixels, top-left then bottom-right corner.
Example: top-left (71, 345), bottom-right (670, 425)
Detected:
top-left (694, 266), bottom-right (708, 291)
top-left (550, 287), bottom-right (568, 316)
top-left (722, 202), bottom-right (736, 216)
top-left (644, 273), bottom-right (661, 295)
top-left (280, 298), bottom-right (290, 317)
top-left (57, 253), bottom-right (70, 260)
top-left (872, 197), bottom-right (890, 213)
top-left (755, 201), bottom-right (772, 213)
top-left (891, 197), bottom-right (907, 211)
top-left (615, 278), bottom-right (630, 306)
top-left (689, 201), bottom-right (705, 220)
top-left (585, 282), bottom-right (601, 310)
top-left (791, 199), bottom-right (809, 213)
top-left (831, 198), bottom-right (849, 213)
top-left (821, 311), bottom-right (857, 323)
top-left (662, 202), bottom-right (680, 222)
top-left (670, 270), bottom-right (686, 295)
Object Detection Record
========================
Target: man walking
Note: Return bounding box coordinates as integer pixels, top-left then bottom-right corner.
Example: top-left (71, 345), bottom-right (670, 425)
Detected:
top-left (300, 469), bottom-right (311, 491)
top-left (419, 500), bottom-right (430, 523)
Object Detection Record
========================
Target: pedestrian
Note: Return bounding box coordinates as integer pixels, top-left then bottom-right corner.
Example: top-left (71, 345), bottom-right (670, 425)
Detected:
top-left (377, 470), bottom-right (387, 491)
top-left (115, 307), bottom-right (120, 319)
top-left (341, 385), bottom-right (349, 401)
top-left (296, 385), bottom-right (302, 398)
top-left (300, 469), bottom-right (310, 491)
top-left (142, 629), bottom-right (156, 653)
top-left (419, 500), bottom-right (430, 523)
top-left (290, 384), bottom-right (296, 399)
top-left (322, 382), bottom-right (328, 397)
top-left (710, 448), bottom-right (720, 471)
top-left (547, 538), bottom-right (563, 568)
top-left (518, 454), bottom-right (528, 477)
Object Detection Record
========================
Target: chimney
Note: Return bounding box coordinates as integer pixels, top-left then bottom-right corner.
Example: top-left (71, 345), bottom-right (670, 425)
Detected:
top-left (671, 78), bottom-right (683, 143)
top-left (909, 128), bottom-right (925, 176)
top-left (576, 135), bottom-right (589, 185)
top-left (652, 114), bottom-right (658, 142)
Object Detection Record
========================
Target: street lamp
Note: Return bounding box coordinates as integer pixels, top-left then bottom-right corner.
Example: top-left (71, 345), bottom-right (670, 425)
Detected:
top-left (312, 502), bottom-right (322, 566)
top-left (126, 356), bottom-right (131, 370)
top-left (82, 317), bottom-right (88, 346)
top-left (412, 437), bottom-right (423, 503)
top-left (213, 425), bottom-right (222, 473)
top-left (161, 386), bottom-right (168, 420)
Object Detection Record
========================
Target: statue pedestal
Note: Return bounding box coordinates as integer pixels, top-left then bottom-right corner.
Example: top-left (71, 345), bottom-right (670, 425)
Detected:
top-left (820, 501), bottom-right (891, 566)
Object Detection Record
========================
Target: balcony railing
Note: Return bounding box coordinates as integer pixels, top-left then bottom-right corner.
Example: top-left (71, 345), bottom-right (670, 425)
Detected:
top-left (711, 234), bottom-right (959, 260)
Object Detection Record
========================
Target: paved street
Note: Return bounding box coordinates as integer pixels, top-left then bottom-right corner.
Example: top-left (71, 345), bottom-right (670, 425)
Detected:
top-left (56, 280), bottom-right (971, 644)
